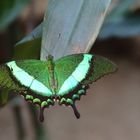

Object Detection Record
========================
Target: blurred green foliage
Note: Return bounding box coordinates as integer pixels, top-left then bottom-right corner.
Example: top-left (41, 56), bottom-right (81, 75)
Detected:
top-left (14, 38), bottom-right (41, 60)
top-left (0, 0), bottom-right (31, 31)
top-left (100, 0), bottom-right (140, 38)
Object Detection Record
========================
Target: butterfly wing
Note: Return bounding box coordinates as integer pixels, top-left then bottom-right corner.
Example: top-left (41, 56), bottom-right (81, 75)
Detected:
top-left (55, 54), bottom-right (117, 98)
top-left (0, 60), bottom-right (55, 108)
top-left (6, 60), bottom-right (53, 96)
top-left (0, 60), bottom-right (55, 122)
top-left (55, 54), bottom-right (93, 118)
top-left (0, 65), bottom-right (23, 91)
top-left (55, 54), bottom-right (93, 96)
top-left (55, 54), bottom-right (117, 118)
top-left (83, 55), bottom-right (117, 84)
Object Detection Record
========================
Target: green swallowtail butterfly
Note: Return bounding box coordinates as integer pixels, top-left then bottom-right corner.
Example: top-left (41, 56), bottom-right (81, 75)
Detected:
top-left (0, 54), bottom-right (117, 122)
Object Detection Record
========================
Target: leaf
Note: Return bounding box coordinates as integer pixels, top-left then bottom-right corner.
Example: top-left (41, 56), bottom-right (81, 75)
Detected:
top-left (41, 0), bottom-right (112, 60)
top-left (100, 0), bottom-right (140, 38)
top-left (15, 23), bottom-right (42, 47)
top-left (0, 0), bottom-right (31, 31)
top-left (14, 38), bottom-right (41, 60)
top-left (16, 0), bottom-right (110, 59)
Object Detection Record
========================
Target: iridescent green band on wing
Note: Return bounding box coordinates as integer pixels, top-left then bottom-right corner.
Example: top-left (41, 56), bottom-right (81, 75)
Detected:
top-left (57, 54), bottom-right (93, 96)
top-left (6, 61), bottom-right (53, 97)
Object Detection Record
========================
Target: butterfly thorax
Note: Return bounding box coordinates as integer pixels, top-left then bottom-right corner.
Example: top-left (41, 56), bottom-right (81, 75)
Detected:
top-left (46, 55), bottom-right (57, 94)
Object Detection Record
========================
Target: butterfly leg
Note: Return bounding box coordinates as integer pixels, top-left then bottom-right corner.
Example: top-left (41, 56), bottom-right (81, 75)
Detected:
top-left (71, 103), bottom-right (80, 119)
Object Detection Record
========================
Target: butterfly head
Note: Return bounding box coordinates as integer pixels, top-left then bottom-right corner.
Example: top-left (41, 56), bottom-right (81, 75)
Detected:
top-left (46, 55), bottom-right (53, 61)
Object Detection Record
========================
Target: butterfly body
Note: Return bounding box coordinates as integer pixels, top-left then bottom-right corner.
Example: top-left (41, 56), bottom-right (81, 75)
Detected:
top-left (46, 55), bottom-right (57, 94)
top-left (0, 54), bottom-right (117, 122)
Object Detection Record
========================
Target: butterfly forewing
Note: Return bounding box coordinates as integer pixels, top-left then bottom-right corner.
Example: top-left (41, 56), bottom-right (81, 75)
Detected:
top-left (0, 65), bottom-right (24, 91)
top-left (6, 60), bottom-right (53, 97)
top-left (55, 54), bottom-right (93, 96)
top-left (83, 55), bottom-right (117, 84)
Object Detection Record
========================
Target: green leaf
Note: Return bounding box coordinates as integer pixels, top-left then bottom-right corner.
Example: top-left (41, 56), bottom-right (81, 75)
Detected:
top-left (14, 38), bottom-right (41, 60)
top-left (0, 0), bottom-right (31, 31)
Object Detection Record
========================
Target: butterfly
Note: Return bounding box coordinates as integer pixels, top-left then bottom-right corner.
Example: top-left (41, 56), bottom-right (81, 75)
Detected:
top-left (0, 54), bottom-right (117, 122)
